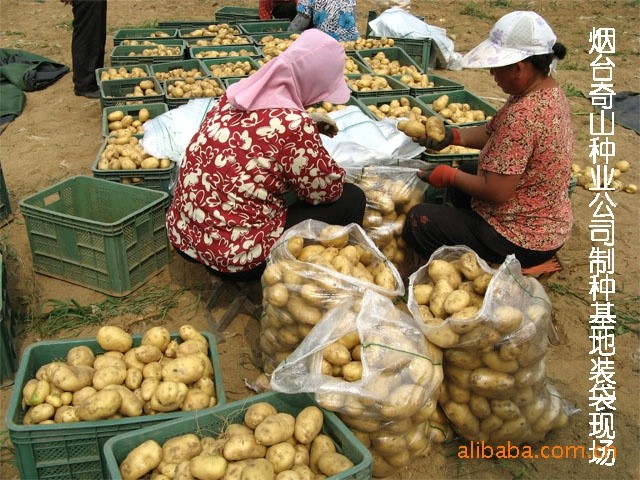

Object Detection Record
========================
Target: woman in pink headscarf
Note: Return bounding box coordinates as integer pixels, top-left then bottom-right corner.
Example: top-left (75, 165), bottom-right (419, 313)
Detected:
top-left (166, 29), bottom-right (366, 282)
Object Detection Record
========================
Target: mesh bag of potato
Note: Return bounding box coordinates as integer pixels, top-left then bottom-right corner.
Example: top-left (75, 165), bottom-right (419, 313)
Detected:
top-left (407, 245), bottom-right (578, 447)
top-left (344, 160), bottom-right (426, 274)
top-left (271, 289), bottom-right (444, 477)
top-left (260, 220), bottom-right (404, 375)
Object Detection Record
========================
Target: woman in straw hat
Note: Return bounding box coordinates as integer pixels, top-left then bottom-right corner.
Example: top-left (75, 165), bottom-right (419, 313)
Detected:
top-left (403, 11), bottom-right (574, 268)
top-left (166, 29), bottom-right (366, 282)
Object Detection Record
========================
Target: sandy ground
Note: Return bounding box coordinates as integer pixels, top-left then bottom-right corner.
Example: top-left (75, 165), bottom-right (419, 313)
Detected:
top-left (0, 1), bottom-right (638, 479)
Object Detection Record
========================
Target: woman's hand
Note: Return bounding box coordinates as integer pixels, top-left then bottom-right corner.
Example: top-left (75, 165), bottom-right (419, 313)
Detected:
top-left (417, 164), bottom-right (459, 188)
top-left (309, 112), bottom-right (339, 137)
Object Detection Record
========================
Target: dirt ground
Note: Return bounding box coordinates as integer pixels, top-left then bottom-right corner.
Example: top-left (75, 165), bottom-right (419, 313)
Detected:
top-left (0, 0), bottom-right (638, 479)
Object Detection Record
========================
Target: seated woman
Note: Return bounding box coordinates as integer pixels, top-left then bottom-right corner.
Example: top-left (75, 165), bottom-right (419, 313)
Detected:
top-left (402, 11), bottom-right (574, 269)
top-left (166, 29), bottom-right (366, 282)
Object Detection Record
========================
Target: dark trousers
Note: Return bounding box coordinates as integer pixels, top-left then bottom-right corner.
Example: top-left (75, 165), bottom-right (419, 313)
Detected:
top-left (71, 0), bottom-right (107, 94)
top-left (176, 183), bottom-right (367, 282)
top-left (271, 2), bottom-right (298, 21)
top-left (402, 162), bottom-right (560, 268)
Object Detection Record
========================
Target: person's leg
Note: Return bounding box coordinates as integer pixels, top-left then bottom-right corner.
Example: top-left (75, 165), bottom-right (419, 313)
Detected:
top-left (71, 0), bottom-right (107, 95)
top-left (284, 183), bottom-right (366, 229)
top-left (448, 160), bottom-right (477, 209)
top-left (272, 2), bottom-right (298, 20)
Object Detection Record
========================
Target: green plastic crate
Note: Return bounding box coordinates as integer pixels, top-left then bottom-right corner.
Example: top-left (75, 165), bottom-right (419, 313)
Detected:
top-left (164, 76), bottom-right (225, 109)
top-left (102, 102), bottom-right (168, 137)
top-left (345, 54), bottom-right (372, 74)
top-left (0, 253), bottom-right (18, 386)
top-left (158, 19), bottom-right (219, 29)
top-left (214, 6), bottom-right (261, 23)
top-left (99, 76), bottom-right (165, 109)
top-left (95, 64), bottom-right (152, 89)
top-left (417, 90), bottom-right (498, 127)
top-left (109, 42), bottom-right (186, 66)
top-left (6, 331), bottom-right (225, 480)
top-left (238, 20), bottom-right (291, 35)
top-left (112, 28), bottom-right (178, 46)
top-left (149, 58), bottom-right (210, 81)
top-left (346, 73), bottom-right (410, 99)
top-left (200, 56), bottom-right (260, 78)
top-left (250, 31), bottom-right (299, 45)
top-left (189, 44), bottom-right (262, 59)
top-left (392, 73), bottom-right (464, 97)
top-left (0, 166), bottom-right (11, 223)
top-left (19, 176), bottom-right (171, 296)
top-left (356, 94), bottom-right (428, 122)
top-left (92, 140), bottom-right (175, 194)
top-left (178, 24), bottom-right (245, 40)
top-left (355, 47), bottom-right (424, 74)
top-left (103, 391), bottom-right (372, 480)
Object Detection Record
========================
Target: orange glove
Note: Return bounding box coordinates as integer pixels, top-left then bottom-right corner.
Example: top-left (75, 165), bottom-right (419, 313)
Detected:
top-left (417, 164), bottom-right (459, 188)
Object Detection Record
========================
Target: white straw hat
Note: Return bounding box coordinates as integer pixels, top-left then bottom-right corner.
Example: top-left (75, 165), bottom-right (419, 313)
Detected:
top-left (461, 11), bottom-right (556, 69)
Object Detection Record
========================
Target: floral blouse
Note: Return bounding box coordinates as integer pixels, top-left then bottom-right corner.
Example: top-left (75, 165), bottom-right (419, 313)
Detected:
top-left (296, 0), bottom-right (358, 41)
top-left (166, 95), bottom-right (345, 273)
top-left (472, 87), bottom-right (574, 251)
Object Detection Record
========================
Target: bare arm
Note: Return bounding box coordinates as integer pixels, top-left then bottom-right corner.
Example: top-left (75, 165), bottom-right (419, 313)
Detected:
top-left (457, 125), bottom-right (490, 150)
top-left (454, 168), bottom-right (521, 204)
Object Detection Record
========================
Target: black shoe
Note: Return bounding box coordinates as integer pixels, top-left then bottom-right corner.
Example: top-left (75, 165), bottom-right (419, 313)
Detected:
top-left (75, 89), bottom-right (100, 99)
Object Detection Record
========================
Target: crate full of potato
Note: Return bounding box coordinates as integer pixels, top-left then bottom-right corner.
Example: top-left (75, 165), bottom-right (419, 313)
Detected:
top-left (407, 246), bottom-right (577, 447)
top-left (270, 290), bottom-right (444, 478)
top-left (355, 47), bottom-right (424, 76)
top-left (99, 77), bottom-right (164, 109)
top-left (104, 391), bottom-right (373, 480)
top-left (6, 325), bottom-right (225, 480)
top-left (260, 220), bottom-right (404, 374)
top-left (417, 90), bottom-right (497, 126)
top-left (345, 73), bottom-right (410, 99)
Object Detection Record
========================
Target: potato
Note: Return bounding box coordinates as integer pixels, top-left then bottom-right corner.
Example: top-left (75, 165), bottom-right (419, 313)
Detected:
top-left (162, 355), bottom-right (206, 384)
top-left (163, 433), bottom-right (202, 464)
top-left (49, 364), bottom-right (94, 392)
top-left (189, 454), bottom-right (228, 480)
top-left (245, 402), bottom-right (279, 430)
top-left (103, 384), bottom-right (143, 417)
top-left (96, 325), bottom-right (133, 353)
top-left (469, 368), bottom-right (516, 398)
top-left (120, 439), bottom-right (163, 480)
top-left (491, 305), bottom-right (523, 334)
top-left (322, 343), bottom-right (351, 366)
top-left (294, 406), bottom-right (323, 444)
top-left (125, 367), bottom-right (144, 391)
top-left (179, 325), bottom-right (208, 344)
top-left (309, 434), bottom-right (336, 474)
top-left (431, 94), bottom-right (449, 112)
top-left (266, 442), bottom-right (296, 473)
top-left (254, 413), bottom-right (296, 446)
top-left (28, 403), bottom-right (55, 423)
top-left (223, 434), bottom-right (267, 461)
top-left (93, 365), bottom-right (127, 390)
top-left (94, 354), bottom-right (126, 371)
top-left (287, 296), bottom-right (322, 326)
top-left (150, 381), bottom-right (188, 412)
top-left (26, 379), bottom-right (50, 406)
top-left (443, 401), bottom-right (480, 436)
top-left (380, 384), bottom-right (426, 419)
top-left (318, 225), bottom-right (349, 249)
top-left (397, 119), bottom-right (426, 138)
top-left (482, 351), bottom-right (519, 373)
top-left (77, 389), bottom-right (122, 420)
top-left (472, 273), bottom-right (493, 295)
top-left (444, 289), bottom-right (471, 314)
top-left (458, 252), bottom-right (484, 280)
top-left (428, 260), bottom-right (462, 289)
top-left (237, 458), bottom-right (275, 480)
top-left (413, 283), bottom-right (434, 305)
top-left (54, 405), bottom-right (80, 423)
top-left (428, 279), bottom-right (454, 318)
top-left (341, 361), bottom-right (363, 382)
top-left (425, 116), bottom-right (445, 142)
top-left (316, 452), bottom-right (354, 476)
top-left (469, 393), bottom-right (492, 419)
top-left (180, 388), bottom-right (211, 411)
top-left (490, 399), bottom-right (521, 420)
top-left (67, 346), bottom-right (96, 367)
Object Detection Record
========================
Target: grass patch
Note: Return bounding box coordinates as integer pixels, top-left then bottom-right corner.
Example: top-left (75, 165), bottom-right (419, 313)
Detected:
top-left (460, 3), bottom-right (495, 21)
top-left (563, 84), bottom-right (587, 98)
top-left (559, 62), bottom-right (590, 72)
top-left (625, 0), bottom-right (640, 6)
top-left (0, 430), bottom-right (14, 465)
top-left (1, 31), bottom-right (23, 36)
top-left (28, 285), bottom-right (199, 338)
top-left (489, 0), bottom-right (511, 6)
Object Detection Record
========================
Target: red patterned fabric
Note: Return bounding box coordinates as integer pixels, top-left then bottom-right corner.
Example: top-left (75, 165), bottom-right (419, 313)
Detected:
top-left (472, 87), bottom-right (574, 251)
top-left (166, 95), bottom-right (345, 273)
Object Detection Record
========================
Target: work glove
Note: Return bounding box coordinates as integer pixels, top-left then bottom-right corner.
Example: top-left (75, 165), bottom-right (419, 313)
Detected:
top-left (417, 164), bottom-right (459, 188)
top-left (309, 112), bottom-right (339, 138)
top-left (417, 127), bottom-right (458, 151)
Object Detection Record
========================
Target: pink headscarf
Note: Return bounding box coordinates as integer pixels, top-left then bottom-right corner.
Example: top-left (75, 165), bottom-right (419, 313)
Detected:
top-left (225, 29), bottom-right (351, 111)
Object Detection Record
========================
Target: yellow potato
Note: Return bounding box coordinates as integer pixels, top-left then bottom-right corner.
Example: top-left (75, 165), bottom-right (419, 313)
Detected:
top-left (119, 440), bottom-right (163, 480)
top-left (96, 325), bottom-right (133, 353)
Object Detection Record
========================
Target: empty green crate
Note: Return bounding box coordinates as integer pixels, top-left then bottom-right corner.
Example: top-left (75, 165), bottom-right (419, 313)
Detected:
top-left (392, 73), bottom-right (464, 97)
top-left (200, 56), bottom-right (260, 78)
top-left (102, 102), bottom-right (168, 137)
top-left (355, 47), bottom-right (424, 74)
top-left (238, 20), bottom-right (291, 35)
top-left (19, 176), bottom-right (171, 296)
top-left (95, 64), bottom-right (152, 89)
top-left (149, 58), bottom-right (210, 81)
top-left (189, 44), bottom-right (261, 59)
top-left (99, 76), bottom-right (165, 109)
top-left (0, 166), bottom-right (11, 223)
top-left (103, 391), bottom-right (372, 480)
top-left (215, 6), bottom-right (261, 23)
top-left (416, 90), bottom-right (498, 127)
top-left (164, 77), bottom-right (225, 109)
top-left (6, 331), bottom-right (225, 480)
top-left (92, 139), bottom-right (175, 193)
top-left (112, 28), bottom-right (178, 46)
top-left (109, 42), bottom-right (186, 66)
top-left (346, 73), bottom-right (410, 99)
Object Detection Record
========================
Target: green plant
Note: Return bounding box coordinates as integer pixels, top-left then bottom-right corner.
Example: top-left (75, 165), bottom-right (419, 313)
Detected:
top-left (460, 3), bottom-right (495, 21)
top-left (563, 84), bottom-right (587, 98)
top-left (1, 31), bottom-right (23, 36)
top-left (489, 0), bottom-right (511, 6)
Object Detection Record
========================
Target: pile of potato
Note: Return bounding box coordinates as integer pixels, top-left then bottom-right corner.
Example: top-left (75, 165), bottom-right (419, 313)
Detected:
top-left (260, 223), bottom-right (402, 374)
top-left (180, 24), bottom-right (247, 44)
top-left (207, 60), bottom-right (257, 78)
top-left (119, 402), bottom-right (355, 480)
top-left (341, 37), bottom-right (396, 51)
top-left (99, 66), bottom-right (149, 82)
top-left (305, 101), bottom-right (350, 114)
top-left (21, 325), bottom-right (219, 426)
top-left (105, 107), bottom-right (153, 136)
top-left (98, 134), bottom-right (171, 172)
top-left (153, 67), bottom-right (205, 82)
top-left (103, 78), bottom-right (161, 100)
top-left (344, 56), bottom-right (366, 74)
top-left (347, 74), bottom-right (394, 93)
top-left (120, 39), bottom-right (171, 46)
top-left (408, 249), bottom-right (571, 446)
top-left (256, 34), bottom-right (299, 62)
top-left (572, 160), bottom-right (636, 193)
top-left (366, 96), bottom-right (425, 121)
top-left (397, 72), bottom-right (434, 89)
top-left (193, 47), bottom-right (257, 58)
top-left (165, 78), bottom-right (224, 99)
top-left (428, 94), bottom-right (490, 124)
top-left (127, 44), bottom-right (183, 58)
top-left (360, 51), bottom-right (422, 76)
top-left (346, 163), bottom-right (425, 272)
